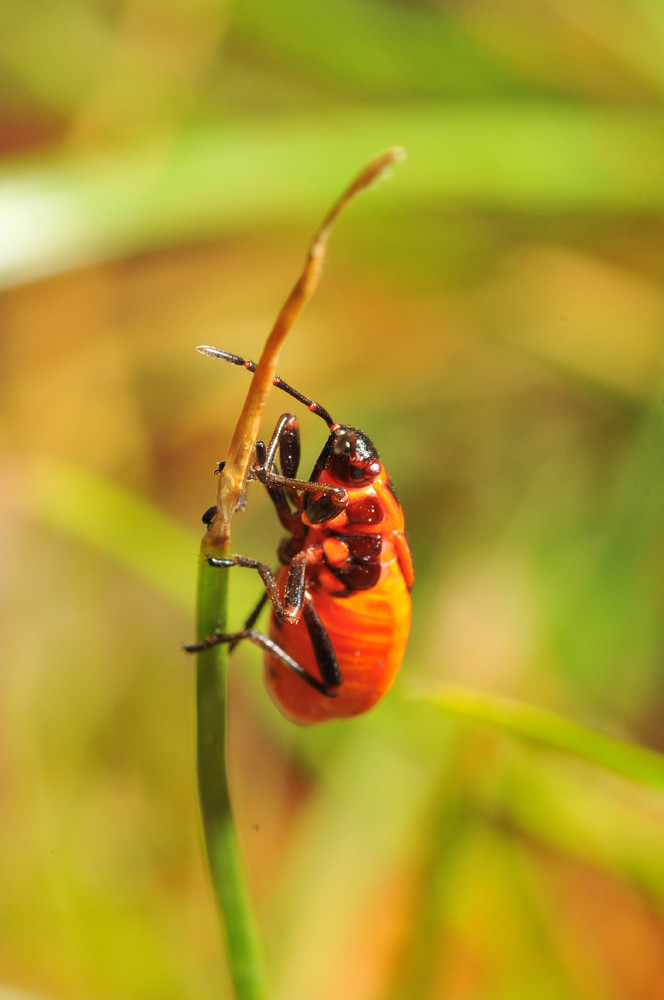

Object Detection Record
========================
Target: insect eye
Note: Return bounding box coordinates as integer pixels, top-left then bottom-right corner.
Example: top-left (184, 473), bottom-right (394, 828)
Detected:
top-left (333, 430), bottom-right (356, 458)
top-left (349, 458), bottom-right (381, 483)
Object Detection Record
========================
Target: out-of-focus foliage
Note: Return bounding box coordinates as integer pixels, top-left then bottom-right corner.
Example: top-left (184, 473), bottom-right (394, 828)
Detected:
top-left (2, 2), bottom-right (664, 998)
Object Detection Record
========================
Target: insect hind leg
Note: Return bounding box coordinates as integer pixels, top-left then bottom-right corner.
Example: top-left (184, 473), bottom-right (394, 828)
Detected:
top-left (229, 590), bottom-right (269, 652)
top-left (184, 628), bottom-right (336, 697)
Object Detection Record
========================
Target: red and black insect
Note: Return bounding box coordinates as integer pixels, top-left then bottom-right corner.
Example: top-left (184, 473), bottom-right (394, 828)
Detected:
top-left (188, 348), bottom-right (413, 725)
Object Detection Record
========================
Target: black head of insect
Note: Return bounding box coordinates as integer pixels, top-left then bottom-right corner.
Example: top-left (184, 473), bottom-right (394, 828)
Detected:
top-left (311, 425), bottom-right (381, 488)
top-left (302, 426), bottom-right (381, 524)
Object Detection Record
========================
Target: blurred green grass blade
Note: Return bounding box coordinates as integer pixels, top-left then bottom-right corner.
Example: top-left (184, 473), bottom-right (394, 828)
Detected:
top-left (3, 104), bottom-right (664, 287)
top-left (413, 683), bottom-right (664, 792)
top-left (495, 757), bottom-right (664, 900)
top-left (543, 407), bottom-right (664, 719)
top-left (383, 754), bottom-right (480, 1000)
top-left (23, 457), bottom-right (197, 609)
top-left (21, 456), bottom-right (262, 635)
top-left (549, 0), bottom-right (664, 93)
top-left (489, 833), bottom-right (590, 1000)
top-left (0, 0), bottom-right (114, 112)
top-left (265, 704), bottom-right (458, 998)
top-left (233, 0), bottom-right (512, 98)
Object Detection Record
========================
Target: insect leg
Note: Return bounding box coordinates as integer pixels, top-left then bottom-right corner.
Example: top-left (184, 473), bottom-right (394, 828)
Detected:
top-left (199, 552), bottom-right (343, 690)
top-left (254, 451), bottom-right (294, 531)
top-left (184, 628), bottom-right (335, 697)
top-left (229, 590), bottom-right (269, 652)
top-left (206, 551), bottom-right (308, 623)
top-left (252, 416), bottom-right (301, 530)
top-left (261, 413), bottom-right (301, 480)
top-left (253, 414), bottom-right (347, 519)
top-left (301, 601), bottom-right (342, 689)
top-left (253, 467), bottom-right (348, 523)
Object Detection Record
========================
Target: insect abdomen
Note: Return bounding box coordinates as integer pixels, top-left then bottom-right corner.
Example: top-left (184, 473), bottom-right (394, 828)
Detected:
top-left (265, 552), bottom-right (410, 724)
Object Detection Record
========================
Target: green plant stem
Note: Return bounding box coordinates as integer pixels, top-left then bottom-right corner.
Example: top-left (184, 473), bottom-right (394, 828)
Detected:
top-left (196, 548), bottom-right (269, 1000)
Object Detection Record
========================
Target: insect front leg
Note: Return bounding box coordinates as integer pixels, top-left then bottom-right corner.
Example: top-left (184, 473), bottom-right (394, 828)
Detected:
top-left (253, 464), bottom-right (348, 523)
top-left (248, 413), bottom-right (349, 526)
top-left (250, 413), bottom-right (303, 530)
top-left (260, 412), bottom-right (301, 480)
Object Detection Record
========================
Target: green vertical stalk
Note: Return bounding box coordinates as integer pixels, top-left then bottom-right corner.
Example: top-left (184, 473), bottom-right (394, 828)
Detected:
top-left (195, 549), bottom-right (269, 1000)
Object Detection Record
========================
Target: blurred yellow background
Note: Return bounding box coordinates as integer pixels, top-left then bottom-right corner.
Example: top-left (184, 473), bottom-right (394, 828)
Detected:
top-left (2, 2), bottom-right (664, 998)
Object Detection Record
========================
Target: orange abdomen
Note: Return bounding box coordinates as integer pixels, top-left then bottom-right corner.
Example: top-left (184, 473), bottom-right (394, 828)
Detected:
top-left (265, 550), bottom-right (411, 725)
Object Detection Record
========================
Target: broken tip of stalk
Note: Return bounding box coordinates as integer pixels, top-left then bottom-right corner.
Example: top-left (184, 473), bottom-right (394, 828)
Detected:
top-left (204, 148), bottom-right (405, 546)
top-left (375, 146), bottom-right (407, 181)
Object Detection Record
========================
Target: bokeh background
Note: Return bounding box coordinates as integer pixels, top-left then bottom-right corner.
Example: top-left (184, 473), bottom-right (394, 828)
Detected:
top-left (2, 1), bottom-right (664, 998)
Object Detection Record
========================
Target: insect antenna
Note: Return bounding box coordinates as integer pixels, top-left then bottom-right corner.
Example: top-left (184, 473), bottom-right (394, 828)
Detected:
top-left (198, 346), bottom-right (337, 428)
